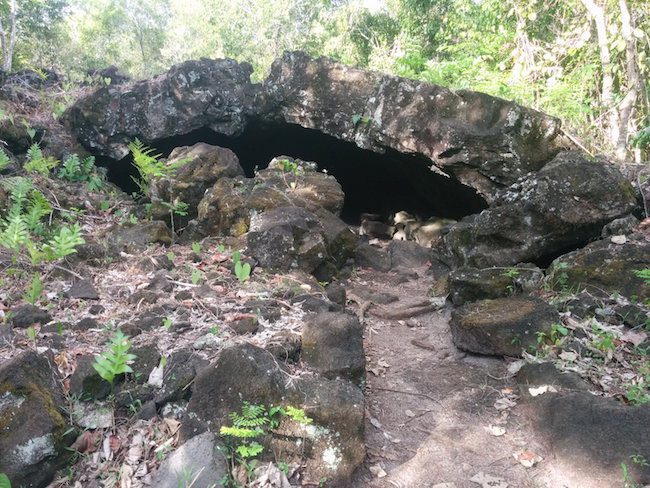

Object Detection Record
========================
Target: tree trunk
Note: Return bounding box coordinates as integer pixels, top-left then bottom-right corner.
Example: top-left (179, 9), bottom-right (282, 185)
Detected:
top-left (0, 16), bottom-right (7, 71)
top-left (2, 0), bottom-right (17, 71)
top-left (581, 0), bottom-right (619, 149)
top-left (615, 0), bottom-right (642, 161)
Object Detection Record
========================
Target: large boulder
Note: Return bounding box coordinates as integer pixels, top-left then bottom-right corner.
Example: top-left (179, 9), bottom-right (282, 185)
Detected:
top-left (547, 235), bottom-right (650, 300)
top-left (301, 312), bottom-right (365, 384)
top-left (68, 51), bottom-right (570, 207)
top-left (148, 142), bottom-right (244, 224)
top-left (195, 156), bottom-right (345, 237)
top-left (0, 352), bottom-right (71, 488)
top-left (448, 263), bottom-right (543, 306)
top-left (186, 343), bottom-right (365, 485)
top-left (443, 151), bottom-right (637, 267)
top-left (65, 58), bottom-right (257, 159)
top-left (450, 296), bottom-right (560, 357)
top-left (247, 206), bottom-right (328, 273)
top-left (262, 51), bottom-right (570, 202)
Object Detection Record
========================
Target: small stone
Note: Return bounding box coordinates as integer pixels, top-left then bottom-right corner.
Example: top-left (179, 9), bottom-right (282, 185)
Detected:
top-left (88, 304), bottom-right (105, 315)
top-left (72, 317), bottom-right (100, 331)
top-left (66, 279), bottom-right (99, 300)
top-left (10, 304), bottom-right (51, 328)
top-left (72, 401), bottom-right (113, 429)
top-left (192, 333), bottom-right (223, 350)
top-left (150, 432), bottom-right (228, 488)
top-left (229, 316), bottom-right (258, 335)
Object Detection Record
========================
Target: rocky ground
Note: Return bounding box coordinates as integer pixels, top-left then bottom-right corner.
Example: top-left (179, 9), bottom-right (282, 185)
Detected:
top-left (1, 55), bottom-right (650, 488)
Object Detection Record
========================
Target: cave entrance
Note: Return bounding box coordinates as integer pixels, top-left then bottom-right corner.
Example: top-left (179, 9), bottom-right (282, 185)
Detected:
top-left (104, 121), bottom-right (488, 225)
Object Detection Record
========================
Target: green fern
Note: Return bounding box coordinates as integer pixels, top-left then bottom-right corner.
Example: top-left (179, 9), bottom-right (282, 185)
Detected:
top-left (23, 274), bottom-right (43, 305)
top-left (0, 214), bottom-right (29, 252)
top-left (42, 224), bottom-right (85, 260)
top-left (23, 190), bottom-right (52, 233)
top-left (0, 472), bottom-right (11, 488)
top-left (230, 402), bottom-right (269, 428)
top-left (129, 139), bottom-right (188, 196)
top-left (57, 154), bottom-right (99, 184)
top-left (92, 330), bottom-right (137, 385)
top-left (23, 144), bottom-right (58, 176)
top-left (0, 149), bottom-right (11, 171)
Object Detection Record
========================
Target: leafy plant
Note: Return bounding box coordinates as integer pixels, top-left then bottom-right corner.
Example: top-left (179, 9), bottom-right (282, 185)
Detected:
top-left (219, 402), bottom-right (312, 485)
top-left (232, 251), bottom-right (251, 283)
top-left (23, 144), bottom-right (58, 176)
top-left (0, 472), bottom-right (11, 488)
top-left (191, 241), bottom-right (202, 255)
top-left (23, 274), bottom-right (43, 305)
top-left (129, 139), bottom-right (188, 196)
top-left (40, 224), bottom-right (86, 261)
top-left (57, 154), bottom-right (98, 183)
top-left (191, 268), bottom-right (203, 285)
top-left (633, 269), bottom-right (650, 286)
top-left (550, 261), bottom-right (570, 292)
top-left (0, 149), bottom-right (11, 171)
top-left (159, 198), bottom-right (189, 235)
top-left (25, 325), bottom-right (38, 343)
top-left (92, 330), bottom-right (137, 386)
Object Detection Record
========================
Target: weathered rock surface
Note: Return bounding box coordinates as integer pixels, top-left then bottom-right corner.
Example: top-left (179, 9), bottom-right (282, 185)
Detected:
top-left (187, 343), bottom-right (287, 426)
top-left (443, 151), bottom-right (637, 267)
top-left (187, 343), bottom-right (365, 484)
top-left (301, 312), bottom-right (365, 384)
top-left (68, 51), bottom-right (571, 206)
top-left (547, 234), bottom-right (650, 299)
top-left (10, 304), bottom-right (52, 328)
top-left (65, 58), bottom-right (257, 159)
top-left (247, 206), bottom-right (328, 273)
top-left (148, 142), bottom-right (244, 223)
top-left (262, 51), bottom-right (570, 202)
top-left (104, 220), bottom-right (173, 252)
top-left (150, 432), bottom-right (228, 488)
top-left (195, 156), bottom-right (344, 237)
top-left (0, 352), bottom-right (71, 488)
top-left (448, 263), bottom-right (543, 306)
top-left (517, 362), bottom-right (650, 485)
top-left (450, 296), bottom-right (559, 356)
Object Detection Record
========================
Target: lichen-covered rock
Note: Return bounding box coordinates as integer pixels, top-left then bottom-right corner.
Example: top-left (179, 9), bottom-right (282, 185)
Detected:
top-left (148, 142), bottom-right (244, 224)
top-left (186, 343), bottom-right (365, 485)
top-left (443, 151), bottom-right (637, 267)
top-left (150, 432), bottom-right (228, 488)
top-left (450, 296), bottom-right (559, 357)
top-left (448, 263), bottom-right (543, 306)
top-left (262, 51), bottom-right (570, 202)
top-left (0, 352), bottom-right (71, 488)
top-left (65, 58), bottom-right (257, 159)
top-left (195, 156), bottom-right (344, 237)
top-left (547, 235), bottom-right (650, 300)
top-left (247, 206), bottom-right (327, 273)
top-left (104, 220), bottom-right (173, 252)
top-left (285, 376), bottom-right (365, 485)
top-left (187, 343), bottom-right (286, 426)
top-left (301, 312), bottom-right (365, 384)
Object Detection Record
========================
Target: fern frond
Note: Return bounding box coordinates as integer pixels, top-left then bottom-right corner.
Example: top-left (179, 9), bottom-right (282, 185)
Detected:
top-left (0, 214), bottom-right (29, 251)
top-left (24, 190), bottom-right (52, 232)
top-left (42, 224), bottom-right (85, 261)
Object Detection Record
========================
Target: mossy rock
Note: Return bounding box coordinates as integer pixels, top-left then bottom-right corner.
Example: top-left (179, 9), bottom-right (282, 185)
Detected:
top-left (0, 351), bottom-right (72, 488)
top-left (450, 296), bottom-right (559, 357)
top-left (547, 236), bottom-right (650, 300)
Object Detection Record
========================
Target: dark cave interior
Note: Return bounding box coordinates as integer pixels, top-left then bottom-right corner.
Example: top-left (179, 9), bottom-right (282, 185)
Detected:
top-left (103, 121), bottom-right (488, 224)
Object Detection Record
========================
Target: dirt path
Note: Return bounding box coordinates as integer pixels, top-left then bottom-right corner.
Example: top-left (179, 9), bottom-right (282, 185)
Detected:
top-left (345, 266), bottom-right (570, 488)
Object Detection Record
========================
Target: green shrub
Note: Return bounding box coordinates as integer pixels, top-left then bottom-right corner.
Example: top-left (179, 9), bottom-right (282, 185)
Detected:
top-left (92, 330), bottom-right (137, 386)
